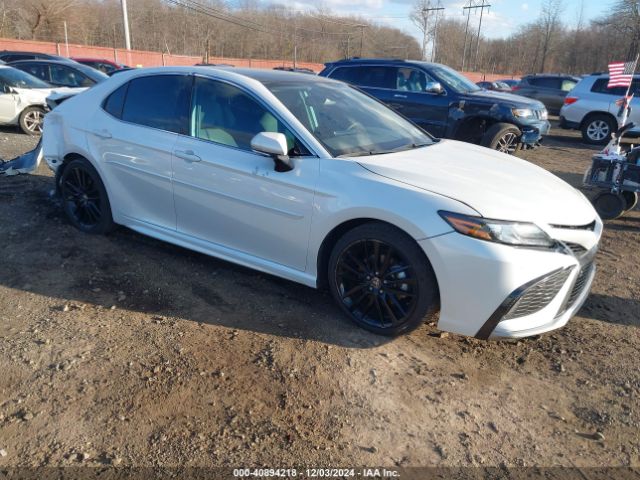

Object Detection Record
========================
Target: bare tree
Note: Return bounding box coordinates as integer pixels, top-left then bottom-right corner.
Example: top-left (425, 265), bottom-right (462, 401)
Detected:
top-left (410, 0), bottom-right (431, 61)
top-left (538, 0), bottom-right (564, 72)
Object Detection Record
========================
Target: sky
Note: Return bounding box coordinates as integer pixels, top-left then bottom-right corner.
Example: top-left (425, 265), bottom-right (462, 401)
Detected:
top-left (257, 0), bottom-right (613, 42)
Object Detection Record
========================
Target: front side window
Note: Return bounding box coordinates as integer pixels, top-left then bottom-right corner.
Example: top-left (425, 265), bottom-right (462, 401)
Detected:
top-left (266, 80), bottom-right (433, 158)
top-left (190, 77), bottom-right (307, 155)
top-left (395, 68), bottom-right (435, 92)
top-left (121, 75), bottom-right (191, 134)
top-left (50, 65), bottom-right (94, 87)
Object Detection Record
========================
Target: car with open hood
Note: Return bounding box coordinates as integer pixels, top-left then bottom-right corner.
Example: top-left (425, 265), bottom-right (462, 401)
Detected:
top-left (41, 67), bottom-right (601, 339)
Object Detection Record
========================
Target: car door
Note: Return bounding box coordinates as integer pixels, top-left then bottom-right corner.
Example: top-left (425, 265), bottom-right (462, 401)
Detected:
top-left (0, 81), bottom-right (18, 123)
top-left (388, 66), bottom-right (449, 137)
top-left (531, 77), bottom-right (562, 111)
top-left (87, 74), bottom-right (191, 230)
top-left (171, 76), bottom-right (319, 271)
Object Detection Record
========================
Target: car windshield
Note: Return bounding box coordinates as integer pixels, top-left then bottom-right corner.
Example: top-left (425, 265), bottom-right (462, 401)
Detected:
top-left (0, 67), bottom-right (50, 89)
top-left (265, 80), bottom-right (433, 158)
top-left (431, 64), bottom-right (481, 93)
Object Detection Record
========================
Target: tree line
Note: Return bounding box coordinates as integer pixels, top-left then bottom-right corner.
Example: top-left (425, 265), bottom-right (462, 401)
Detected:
top-left (0, 0), bottom-right (421, 64)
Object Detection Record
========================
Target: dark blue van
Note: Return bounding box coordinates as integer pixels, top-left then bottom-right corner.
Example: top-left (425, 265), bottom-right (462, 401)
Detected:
top-left (319, 59), bottom-right (550, 154)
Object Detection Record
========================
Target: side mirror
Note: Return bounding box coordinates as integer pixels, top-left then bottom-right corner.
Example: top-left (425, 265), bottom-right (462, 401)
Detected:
top-left (425, 81), bottom-right (444, 95)
top-left (250, 132), bottom-right (292, 172)
top-left (2, 85), bottom-right (14, 94)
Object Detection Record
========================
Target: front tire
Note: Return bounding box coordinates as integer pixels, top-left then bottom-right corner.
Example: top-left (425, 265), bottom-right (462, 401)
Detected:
top-left (481, 123), bottom-right (521, 155)
top-left (328, 222), bottom-right (439, 336)
top-left (581, 114), bottom-right (616, 145)
top-left (59, 158), bottom-right (115, 234)
top-left (19, 106), bottom-right (45, 135)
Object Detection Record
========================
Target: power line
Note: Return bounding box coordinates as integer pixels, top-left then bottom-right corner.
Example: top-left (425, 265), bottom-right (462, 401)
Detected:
top-left (461, 0), bottom-right (491, 71)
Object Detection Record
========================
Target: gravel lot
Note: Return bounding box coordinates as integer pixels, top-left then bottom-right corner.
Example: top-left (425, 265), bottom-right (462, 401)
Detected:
top-left (0, 121), bottom-right (638, 472)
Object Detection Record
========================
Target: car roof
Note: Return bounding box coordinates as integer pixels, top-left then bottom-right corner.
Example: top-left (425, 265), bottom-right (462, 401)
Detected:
top-left (202, 66), bottom-right (334, 84)
top-left (324, 58), bottom-right (446, 69)
top-left (72, 57), bottom-right (116, 62)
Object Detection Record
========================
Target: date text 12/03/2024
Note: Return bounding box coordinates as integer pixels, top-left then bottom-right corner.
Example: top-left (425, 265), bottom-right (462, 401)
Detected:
top-left (232, 468), bottom-right (400, 477)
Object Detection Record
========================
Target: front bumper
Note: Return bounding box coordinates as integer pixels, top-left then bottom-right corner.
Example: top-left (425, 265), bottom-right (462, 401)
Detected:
top-left (519, 120), bottom-right (551, 147)
top-left (419, 219), bottom-right (602, 338)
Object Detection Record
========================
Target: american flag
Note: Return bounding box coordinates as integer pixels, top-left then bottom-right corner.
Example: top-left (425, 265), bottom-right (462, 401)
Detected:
top-left (608, 60), bottom-right (637, 88)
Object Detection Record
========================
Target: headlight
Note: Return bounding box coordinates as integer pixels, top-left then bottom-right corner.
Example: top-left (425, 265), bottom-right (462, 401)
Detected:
top-left (438, 211), bottom-right (555, 248)
top-left (539, 109), bottom-right (548, 120)
top-left (512, 108), bottom-right (534, 119)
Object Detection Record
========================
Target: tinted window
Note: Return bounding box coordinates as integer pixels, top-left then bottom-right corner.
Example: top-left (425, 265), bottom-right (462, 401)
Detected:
top-left (50, 64), bottom-right (93, 87)
top-left (103, 83), bottom-right (128, 118)
top-left (191, 77), bottom-right (306, 155)
top-left (17, 63), bottom-right (49, 82)
top-left (3, 54), bottom-right (36, 62)
top-left (528, 77), bottom-right (561, 89)
top-left (395, 67), bottom-right (435, 92)
top-left (121, 75), bottom-right (191, 134)
top-left (328, 66), bottom-right (394, 89)
top-left (590, 78), bottom-right (638, 96)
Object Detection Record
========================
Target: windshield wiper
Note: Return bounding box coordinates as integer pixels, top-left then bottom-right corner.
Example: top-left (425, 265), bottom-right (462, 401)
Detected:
top-left (337, 151), bottom-right (375, 158)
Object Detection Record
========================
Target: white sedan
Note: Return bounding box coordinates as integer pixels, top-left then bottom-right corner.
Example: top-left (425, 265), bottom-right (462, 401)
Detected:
top-left (41, 67), bottom-right (602, 338)
top-left (0, 65), bottom-right (84, 135)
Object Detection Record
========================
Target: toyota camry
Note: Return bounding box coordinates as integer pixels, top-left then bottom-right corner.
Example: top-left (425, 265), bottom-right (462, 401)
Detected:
top-left (41, 67), bottom-right (602, 338)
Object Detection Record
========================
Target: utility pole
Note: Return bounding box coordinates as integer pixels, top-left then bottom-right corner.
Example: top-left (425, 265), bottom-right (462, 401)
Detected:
top-left (461, 0), bottom-right (490, 72)
top-left (428, 0), bottom-right (445, 62)
top-left (121, 0), bottom-right (131, 50)
top-left (359, 25), bottom-right (365, 57)
top-left (474, 0), bottom-right (490, 71)
top-left (63, 20), bottom-right (69, 57)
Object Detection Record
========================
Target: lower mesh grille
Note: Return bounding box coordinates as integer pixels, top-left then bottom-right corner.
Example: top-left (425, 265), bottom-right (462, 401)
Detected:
top-left (503, 268), bottom-right (572, 320)
top-left (568, 262), bottom-right (594, 307)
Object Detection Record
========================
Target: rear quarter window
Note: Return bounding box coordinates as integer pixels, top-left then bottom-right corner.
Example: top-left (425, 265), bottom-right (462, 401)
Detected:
top-left (102, 83), bottom-right (129, 119)
top-left (590, 78), bottom-right (635, 96)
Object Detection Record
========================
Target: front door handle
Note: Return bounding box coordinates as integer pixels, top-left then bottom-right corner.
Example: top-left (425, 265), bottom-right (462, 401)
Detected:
top-left (393, 93), bottom-right (407, 99)
top-left (174, 149), bottom-right (202, 162)
top-left (92, 129), bottom-right (112, 139)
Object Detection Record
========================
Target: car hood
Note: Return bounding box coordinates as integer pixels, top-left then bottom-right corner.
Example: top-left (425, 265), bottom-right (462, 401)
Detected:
top-left (356, 139), bottom-right (597, 226)
top-left (463, 89), bottom-right (545, 109)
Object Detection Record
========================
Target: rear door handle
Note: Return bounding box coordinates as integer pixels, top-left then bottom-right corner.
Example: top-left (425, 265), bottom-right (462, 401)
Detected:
top-left (174, 149), bottom-right (201, 162)
top-left (92, 129), bottom-right (112, 139)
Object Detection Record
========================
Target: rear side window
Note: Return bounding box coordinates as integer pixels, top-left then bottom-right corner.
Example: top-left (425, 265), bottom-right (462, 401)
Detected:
top-left (103, 83), bottom-right (128, 118)
top-left (120, 75), bottom-right (191, 134)
top-left (18, 63), bottom-right (49, 82)
top-left (528, 77), bottom-right (561, 89)
top-left (590, 78), bottom-right (637, 96)
top-left (328, 66), bottom-right (395, 89)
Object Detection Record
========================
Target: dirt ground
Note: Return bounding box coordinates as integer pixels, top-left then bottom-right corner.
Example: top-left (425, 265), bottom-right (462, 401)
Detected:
top-left (0, 121), bottom-right (638, 473)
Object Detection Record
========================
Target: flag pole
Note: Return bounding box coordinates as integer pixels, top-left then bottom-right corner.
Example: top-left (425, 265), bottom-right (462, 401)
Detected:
top-left (618, 52), bottom-right (640, 129)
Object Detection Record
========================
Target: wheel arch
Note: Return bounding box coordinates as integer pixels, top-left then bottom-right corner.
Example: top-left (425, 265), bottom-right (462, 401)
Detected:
top-left (579, 111), bottom-right (617, 130)
top-left (315, 217), bottom-right (438, 293)
top-left (451, 115), bottom-right (502, 143)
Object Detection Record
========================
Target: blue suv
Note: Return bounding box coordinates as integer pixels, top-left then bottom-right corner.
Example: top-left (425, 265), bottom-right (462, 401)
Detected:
top-left (319, 59), bottom-right (550, 154)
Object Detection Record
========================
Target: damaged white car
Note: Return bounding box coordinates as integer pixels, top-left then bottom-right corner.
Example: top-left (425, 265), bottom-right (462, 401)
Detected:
top-left (0, 65), bottom-right (83, 135)
top-left (40, 67), bottom-right (602, 339)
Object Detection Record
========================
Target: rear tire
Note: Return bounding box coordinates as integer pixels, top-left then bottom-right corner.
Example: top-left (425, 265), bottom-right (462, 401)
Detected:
top-left (59, 158), bottom-right (115, 234)
top-left (481, 123), bottom-right (521, 155)
top-left (19, 106), bottom-right (45, 135)
top-left (328, 222), bottom-right (439, 336)
top-left (581, 114), bottom-right (616, 145)
top-left (592, 191), bottom-right (625, 220)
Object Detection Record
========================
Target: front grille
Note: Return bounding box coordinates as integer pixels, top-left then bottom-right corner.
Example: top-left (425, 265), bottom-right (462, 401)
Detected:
top-left (502, 268), bottom-right (572, 320)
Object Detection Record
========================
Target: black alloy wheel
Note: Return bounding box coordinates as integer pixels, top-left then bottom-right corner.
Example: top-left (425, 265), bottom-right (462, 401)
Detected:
top-left (328, 222), bottom-right (439, 336)
top-left (335, 239), bottom-right (417, 330)
top-left (59, 158), bottom-right (115, 234)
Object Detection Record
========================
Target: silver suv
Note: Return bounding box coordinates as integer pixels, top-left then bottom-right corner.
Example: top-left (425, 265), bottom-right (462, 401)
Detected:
top-left (559, 74), bottom-right (640, 144)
